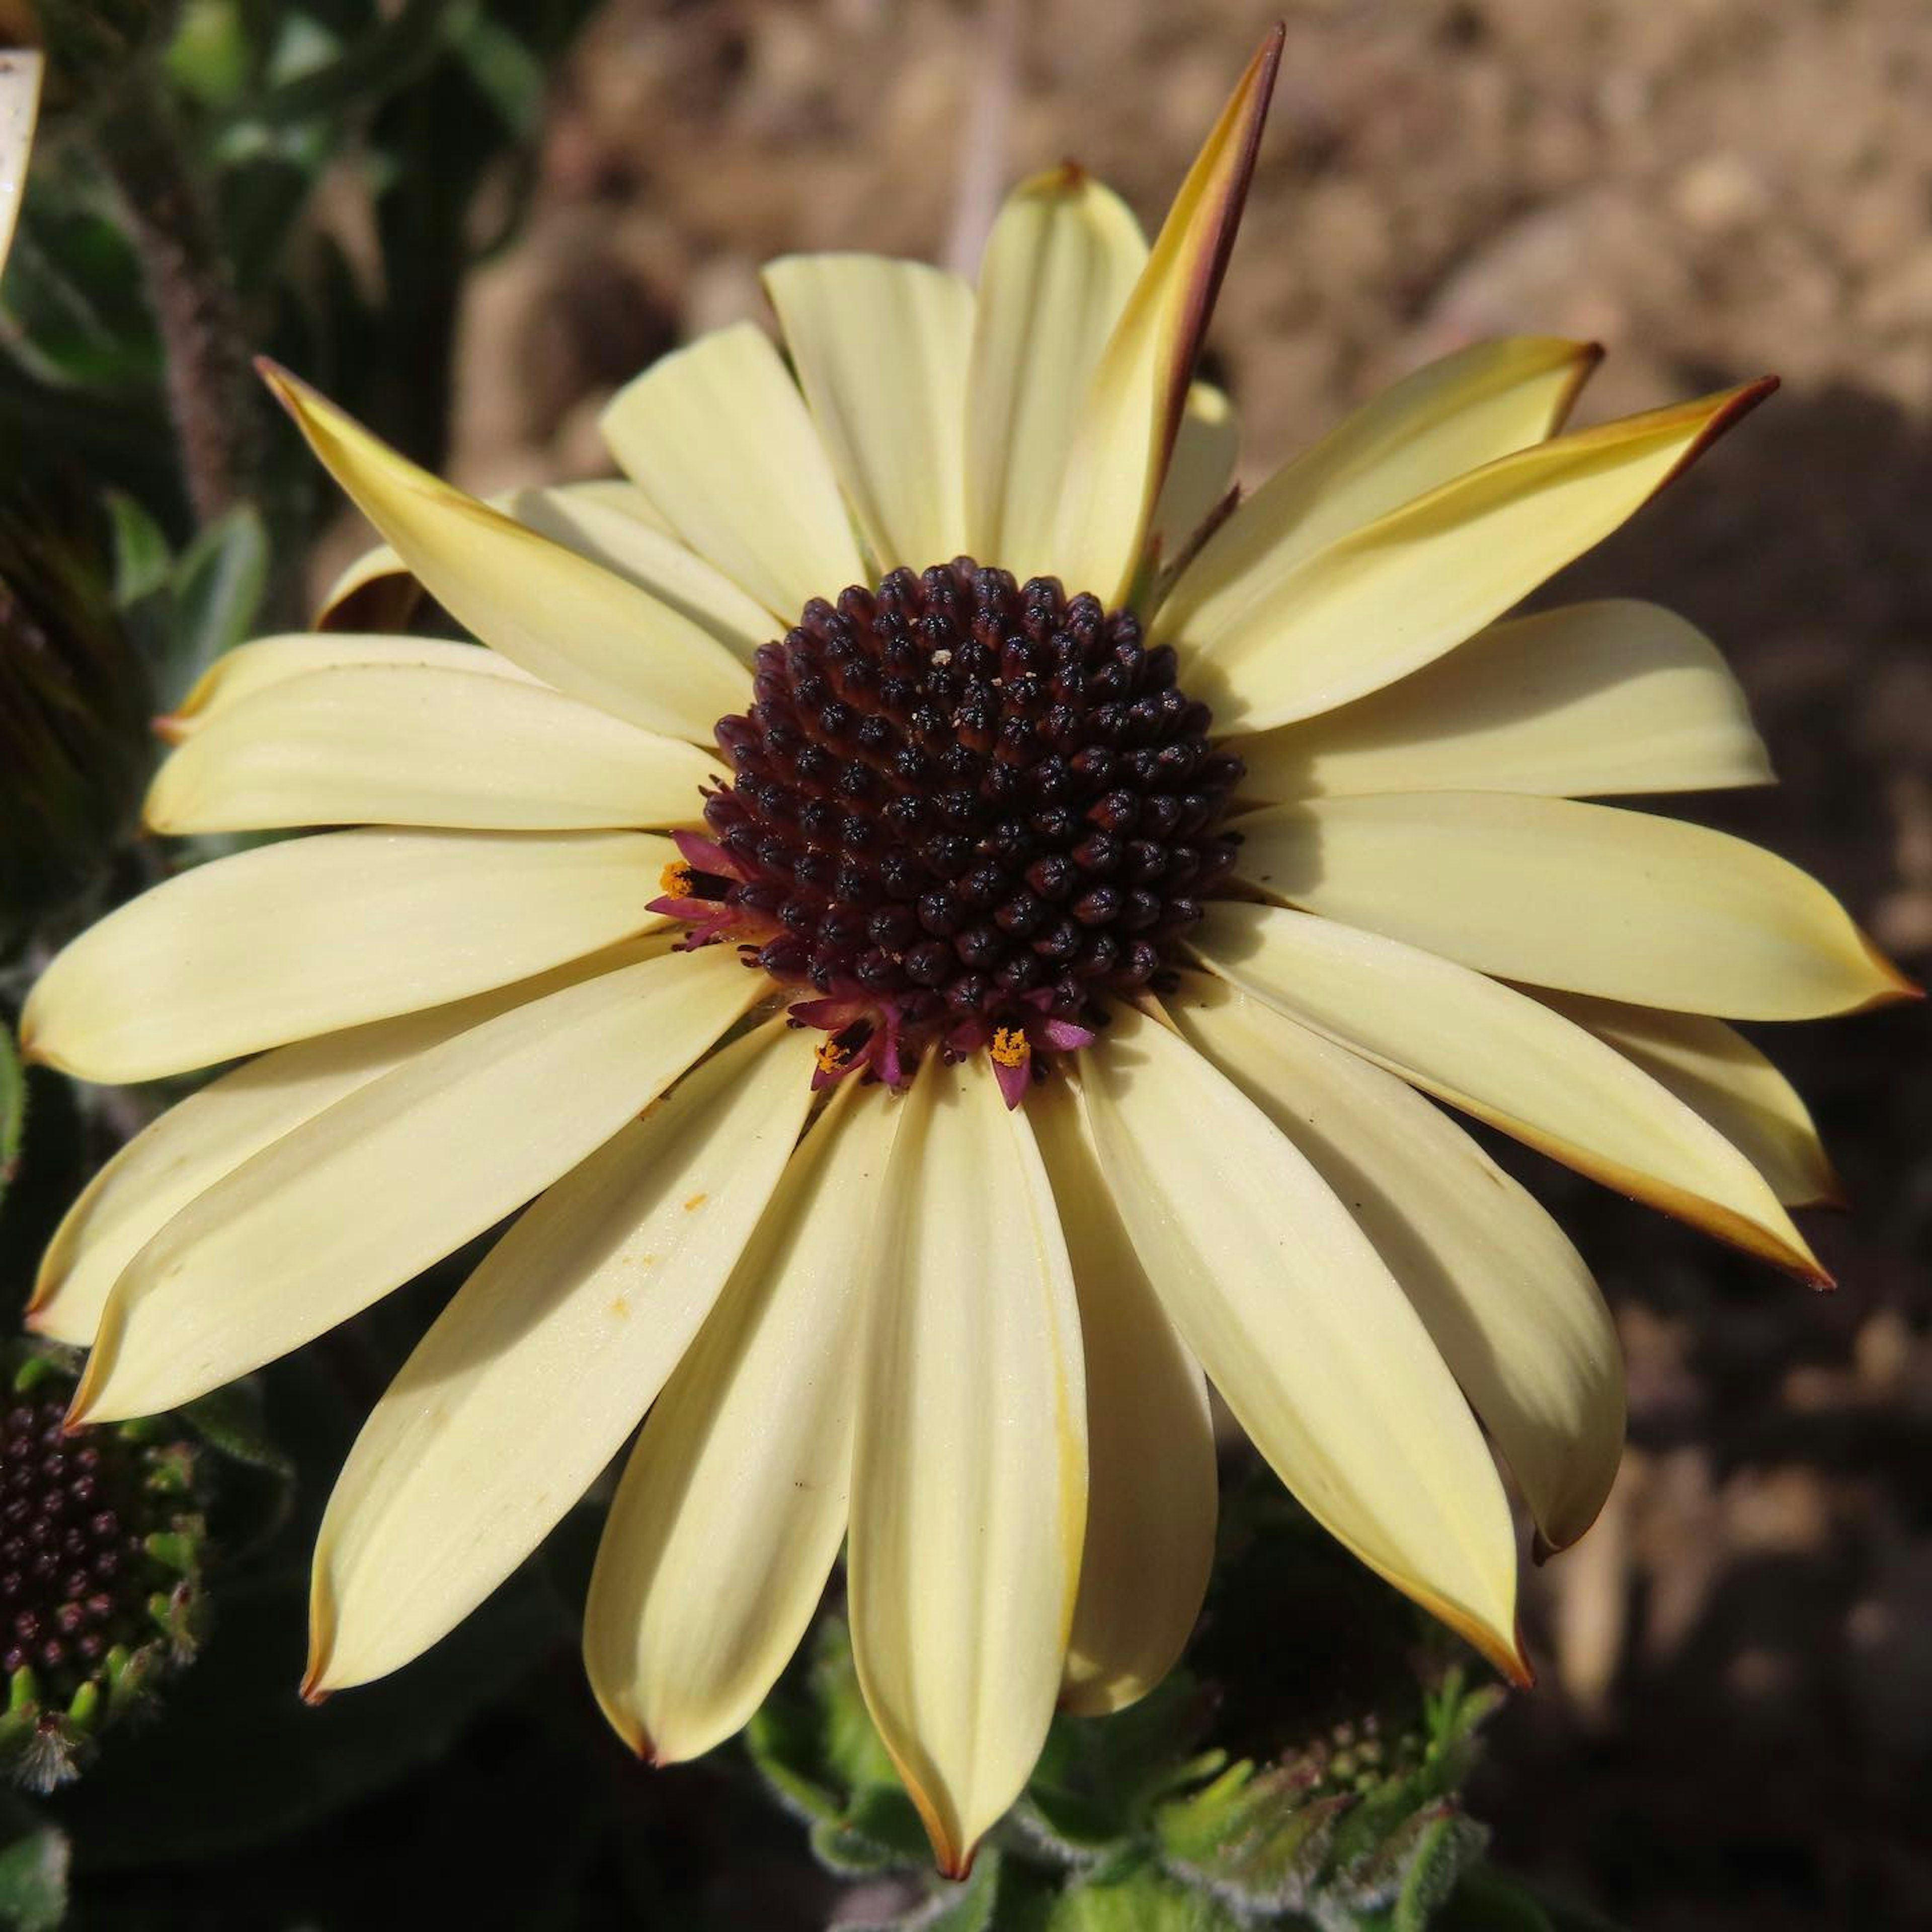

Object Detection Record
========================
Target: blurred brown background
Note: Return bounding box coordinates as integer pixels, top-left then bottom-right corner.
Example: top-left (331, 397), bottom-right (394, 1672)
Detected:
top-left (405, 4), bottom-right (1932, 1926)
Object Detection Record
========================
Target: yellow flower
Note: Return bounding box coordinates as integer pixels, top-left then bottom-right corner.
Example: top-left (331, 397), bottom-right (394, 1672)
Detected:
top-left (17, 29), bottom-right (1913, 1875)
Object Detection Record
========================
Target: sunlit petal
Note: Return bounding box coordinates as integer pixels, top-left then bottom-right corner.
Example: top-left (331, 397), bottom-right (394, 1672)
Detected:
top-left (599, 324), bottom-right (865, 619)
top-left (1178, 379), bottom-right (1776, 734)
top-left (22, 828), bottom-right (674, 1083)
top-left (258, 361), bottom-right (745, 742)
top-left (146, 666), bottom-right (722, 834)
top-left (765, 255), bottom-right (975, 573)
top-left (1149, 381), bottom-right (1239, 569)
top-left (1161, 335), bottom-right (1601, 641)
top-left (164, 632), bottom-right (536, 740)
top-left (848, 1055), bottom-right (1086, 1877)
top-left (1228, 600), bottom-right (1771, 803)
top-left (965, 166), bottom-right (1147, 578)
top-left (1195, 901), bottom-right (1827, 1280)
top-left (1536, 990), bottom-right (1840, 1209)
top-left (1079, 1004), bottom-right (1525, 1679)
top-left (1029, 1077), bottom-right (1215, 1716)
top-left (1232, 792), bottom-right (1912, 1019)
top-left (29, 941), bottom-right (671, 1348)
top-left (308, 1020), bottom-right (816, 1695)
top-left (1051, 26), bottom-right (1282, 605)
top-left (70, 946), bottom-right (762, 1424)
top-left (583, 1079), bottom-right (900, 1762)
top-left (1170, 974), bottom-right (1622, 1553)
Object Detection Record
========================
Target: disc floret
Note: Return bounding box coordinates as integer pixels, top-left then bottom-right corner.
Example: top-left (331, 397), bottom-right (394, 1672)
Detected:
top-left (653, 559), bottom-right (1244, 1101)
top-left (0, 1353), bottom-right (208, 1791)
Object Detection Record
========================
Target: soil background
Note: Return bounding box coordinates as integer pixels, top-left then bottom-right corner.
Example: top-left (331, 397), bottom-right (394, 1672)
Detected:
top-left (410, 4), bottom-right (1932, 1926)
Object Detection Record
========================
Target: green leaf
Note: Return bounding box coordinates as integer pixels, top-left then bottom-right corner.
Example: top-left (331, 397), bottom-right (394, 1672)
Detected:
top-left (104, 489), bottom-right (172, 607)
top-left (1043, 1862), bottom-right (1241, 1932)
top-left (0, 1817), bottom-right (68, 1932)
top-left (919, 1851), bottom-right (1003, 1932)
top-left (179, 1379), bottom-right (295, 1483)
top-left (806, 1784), bottom-right (933, 1879)
top-left (446, 8), bottom-right (546, 137)
top-left (1392, 1813), bottom-right (1489, 1932)
top-left (1021, 1675), bottom-right (1222, 1864)
top-left (1154, 1756), bottom-right (1353, 1918)
top-left (0, 1031), bottom-right (22, 1212)
top-left (246, 0), bottom-right (452, 126)
top-left (851, 1852), bottom-right (1004, 1932)
top-left (160, 502), bottom-right (268, 709)
top-left (0, 191), bottom-right (160, 393)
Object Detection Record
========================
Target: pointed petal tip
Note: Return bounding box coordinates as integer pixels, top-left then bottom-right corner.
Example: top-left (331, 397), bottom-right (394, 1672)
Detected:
top-left (1421, 1589), bottom-right (1535, 1687)
top-left (935, 1842), bottom-right (979, 1885)
top-left (1531, 1486), bottom-right (1615, 1568)
top-left (1502, 1626), bottom-right (1537, 1691)
top-left (1804, 1164), bottom-right (1851, 1215)
top-left (61, 1380), bottom-right (98, 1433)
top-left (1665, 373), bottom-right (1778, 485)
top-left (1858, 937), bottom-right (1924, 1008)
top-left (254, 355), bottom-right (302, 413)
top-left (1552, 340), bottom-right (1606, 424)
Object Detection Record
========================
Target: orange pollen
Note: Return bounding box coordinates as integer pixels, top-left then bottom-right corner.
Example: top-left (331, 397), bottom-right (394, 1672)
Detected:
top-left (989, 1026), bottom-right (1028, 1070)
top-left (814, 1037), bottom-right (853, 1077)
top-left (658, 861), bottom-right (695, 901)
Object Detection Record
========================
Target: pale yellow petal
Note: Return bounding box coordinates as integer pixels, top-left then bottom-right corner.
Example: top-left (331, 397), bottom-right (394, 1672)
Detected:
top-left (70, 946), bottom-right (761, 1426)
top-left (583, 1078), bottom-right (901, 1763)
top-left (307, 1020), bottom-right (816, 1694)
top-left (1149, 381), bottom-right (1239, 569)
top-left (1160, 336), bottom-right (1601, 641)
top-left (164, 632), bottom-right (536, 739)
top-left (1029, 1078), bottom-right (1215, 1716)
top-left (1228, 601), bottom-right (1772, 803)
top-left (29, 941), bottom-right (672, 1348)
top-left (964, 167), bottom-right (1147, 578)
top-left (1536, 990), bottom-right (1840, 1209)
top-left (259, 362), bottom-right (745, 743)
top-left (1195, 901), bottom-right (1826, 1280)
top-left (1169, 974), bottom-right (1623, 1553)
top-left (1052, 28), bottom-right (1282, 606)
top-left (495, 482), bottom-right (776, 661)
top-left (21, 828), bottom-right (674, 1083)
top-left (1232, 791), bottom-right (1910, 1019)
top-left (764, 255), bottom-right (975, 574)
top-left (145, 665), bottom-right (721, 834)
top-left (1177, 380), bottom-right (1776, 735)
top-left (0, 52), bottom-right (43, 277)
top-left (848, 1055), bottom-right (1086, 1877)
top-left (1079, 1004), bottom-right (1525, 1679)
top-left (312, 478), bottom-right (676, 632)
top-left (600, 323), bottom-right (865, 619)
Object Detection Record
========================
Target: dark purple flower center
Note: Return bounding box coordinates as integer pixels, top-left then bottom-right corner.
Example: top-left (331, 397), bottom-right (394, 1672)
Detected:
top-left (654, 559), bottom-right (1242, 1101)
top-left (0, 1397), bottom-right (149, 1698)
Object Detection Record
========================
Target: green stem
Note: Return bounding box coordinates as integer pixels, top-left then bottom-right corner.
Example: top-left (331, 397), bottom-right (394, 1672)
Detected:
top-left (94, 73), bottom-right (259, 525)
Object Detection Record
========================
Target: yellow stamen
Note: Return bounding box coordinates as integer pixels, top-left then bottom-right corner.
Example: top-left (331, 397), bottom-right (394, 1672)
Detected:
top-left (815, 1037), bottom-right (853, 1077)
top-left (990, 1026), bottom-right (1028, 1069)
top-left (658, 861), bottom-right (695, 901)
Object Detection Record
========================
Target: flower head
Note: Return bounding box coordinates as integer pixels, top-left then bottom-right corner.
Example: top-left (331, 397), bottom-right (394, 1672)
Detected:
top-left (0, 1350), bottom-right (207, 1792)
top-left (16, 27), bottom-right (1914, 1874)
